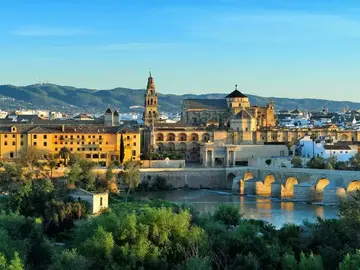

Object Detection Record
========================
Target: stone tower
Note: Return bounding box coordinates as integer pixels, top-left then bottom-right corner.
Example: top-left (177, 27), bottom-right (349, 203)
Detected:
top-left (143, 72), bottom-right (159, 126)
top-left (104, 107), bottom-right (114, 126)
top-left (113, 110), bottom-right (120, 125)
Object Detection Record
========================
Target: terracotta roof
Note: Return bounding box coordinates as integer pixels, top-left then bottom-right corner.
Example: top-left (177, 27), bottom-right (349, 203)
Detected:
top-left (226, 90), bottom-right (247, 98)
top-left (183, 99), bottom-right (228, 111)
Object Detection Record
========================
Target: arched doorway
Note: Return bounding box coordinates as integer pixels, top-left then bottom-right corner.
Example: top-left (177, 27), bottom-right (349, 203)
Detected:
top-left (227, 173), bottom-right (236, 189)
top-left (282, 177), bottom-right (299, 198)
top-left (315, 178), bottom-right (330, 201)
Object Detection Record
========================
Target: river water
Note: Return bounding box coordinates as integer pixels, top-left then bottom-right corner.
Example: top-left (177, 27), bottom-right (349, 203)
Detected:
top-left (134, 189), bottom-right (339, 228)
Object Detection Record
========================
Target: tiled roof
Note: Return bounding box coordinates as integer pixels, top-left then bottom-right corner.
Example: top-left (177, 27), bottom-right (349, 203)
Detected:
top-left (234, 110), bottom-right (253, 120)
top-left (183, 99), bottom-right (228, 111)
top-left (0, 124), bottom-right (139, 134)
top-left (324, 145), bottom-right (351, 150)
top-left (226, 90), bottom-right (247, 98)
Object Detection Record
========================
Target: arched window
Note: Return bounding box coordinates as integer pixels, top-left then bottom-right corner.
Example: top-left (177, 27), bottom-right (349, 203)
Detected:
top-left (100, 197), bottom-right (103, 206)
top-left (151, 98), bottom-right (153, 105)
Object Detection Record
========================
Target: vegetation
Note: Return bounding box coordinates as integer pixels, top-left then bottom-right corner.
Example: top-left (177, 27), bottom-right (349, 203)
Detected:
top-left (291, 156), bottom-right (303, 168)
top-left (149, 151), bottom-right (183, 160)
top-left (120, 134), bottom-right (125, 165)
top-left (310, 133), bottom-right (319, 159)
top-left (3, 148), bottom-right (360, 269)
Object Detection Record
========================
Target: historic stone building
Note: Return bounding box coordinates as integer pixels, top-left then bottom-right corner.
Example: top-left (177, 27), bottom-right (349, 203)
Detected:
top-left (142, 75), bottom-right (360, 166)
top-left (181, 85), bottom-right (276, 129)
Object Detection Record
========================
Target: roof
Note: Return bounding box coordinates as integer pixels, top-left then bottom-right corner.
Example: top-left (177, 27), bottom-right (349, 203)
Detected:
top-left (291, 109), bottom-right (301, 114)
top-left (113, 110), bottom-right (119, 116)
top-left (234, 110), bottom-right (253, 120)
top-left (105, 108), bottom-right (112, 114)
top-left (183, 99), bottom-right (228, 111)
top-left (0, 124), bottom-right (139, 134)
top-left (324, 145), bottom-right (351, 150)
top-left (225, 90), bottom-right (247, 98)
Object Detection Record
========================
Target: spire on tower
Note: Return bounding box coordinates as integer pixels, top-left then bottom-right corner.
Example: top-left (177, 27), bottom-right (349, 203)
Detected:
top-left (235, 84), bottom-right (238, 90)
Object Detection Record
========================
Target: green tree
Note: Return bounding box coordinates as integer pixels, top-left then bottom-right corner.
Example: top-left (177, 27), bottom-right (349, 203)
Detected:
top-left (49, 249), bottom-right (91, 270)
top-left (310, 133), bottom-right (319, 159)
top-left (0, 252), bottom-right (23, 270)
top-left (48, 159), bottom-right (57, 179)
top-left (291, 156), bottom-right (303, 168)
top-left (120, 134), bottom-right (125, 165)
top-left (213, 204), bottom-right (241, 227)
top-left (67, 163), bottom-right (82, 188)
top-left (122, 163), bottom-right (141, 203)
top-left (339, 250), bottom-right (360, 270)
top-left (0, 163), bottom-right (27, 192)
top-left (326, 137), bottom-right (334, 157)
top-left (59, 147), bottom-right (71, 166)
top-left (18, 146), bottom-right (43, 170)
top-left (298, 252), bottom-right (324, 270)
top-left (349, 153), bottom-right (360, 170)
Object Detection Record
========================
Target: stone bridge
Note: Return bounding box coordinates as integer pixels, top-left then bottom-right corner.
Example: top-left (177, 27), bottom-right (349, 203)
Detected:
top-left (226, 167), bottom-right (360, 204)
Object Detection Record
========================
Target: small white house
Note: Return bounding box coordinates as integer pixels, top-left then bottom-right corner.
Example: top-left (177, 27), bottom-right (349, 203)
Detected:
top-left (299, 136), bottom-right (358, 162)
top-left (70, 189), bottom-right (108, 214)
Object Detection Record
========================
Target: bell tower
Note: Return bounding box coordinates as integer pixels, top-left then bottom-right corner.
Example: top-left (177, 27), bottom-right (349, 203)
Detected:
top-left (143, 72), bottom-right (159, 126)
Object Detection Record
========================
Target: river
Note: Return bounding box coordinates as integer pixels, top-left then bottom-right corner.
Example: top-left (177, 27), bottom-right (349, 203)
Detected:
top-left (134, 189), bottom-right (339, 228)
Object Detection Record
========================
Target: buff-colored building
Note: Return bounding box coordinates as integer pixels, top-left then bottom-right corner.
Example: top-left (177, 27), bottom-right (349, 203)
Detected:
top-left (0, 124), bottom-right (141, 166)
top-left (143, 74), bottom-right (360, 166)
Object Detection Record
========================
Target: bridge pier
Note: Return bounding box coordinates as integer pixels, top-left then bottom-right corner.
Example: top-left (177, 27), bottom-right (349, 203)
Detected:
top-left (323, 187), bottom-right (346, 204)
top-left (293, 184), bottom-right (315, 202)
top-left (271, 183), bottom-right (282, 198)
top-left (244, 180), bottom-right (257, 195)
top-left (232, 178), bottom-right (241, 195)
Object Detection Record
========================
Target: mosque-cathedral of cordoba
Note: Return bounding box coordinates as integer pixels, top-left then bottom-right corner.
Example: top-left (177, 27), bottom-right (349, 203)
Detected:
top-left (143, 74), bottom-right (360, 167)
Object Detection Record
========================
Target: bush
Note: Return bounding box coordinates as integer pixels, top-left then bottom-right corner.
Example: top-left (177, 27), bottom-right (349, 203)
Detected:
top-left (151, 176), bottom-right (171, 191)
top-left (265, 159), bottom-right (272, 166)
top-left (291, 156), bottom-right (303, 168)
top-left (213, 204), bottom-right (241, 227)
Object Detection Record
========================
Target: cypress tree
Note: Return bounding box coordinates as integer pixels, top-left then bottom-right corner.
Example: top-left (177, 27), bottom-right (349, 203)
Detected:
top-left (120, 134), bottom-right (125, 164)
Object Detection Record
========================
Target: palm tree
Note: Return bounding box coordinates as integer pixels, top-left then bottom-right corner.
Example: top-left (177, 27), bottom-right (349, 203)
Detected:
top-left (59, 147), bottom-right (71, 166)
top-left (325, 137), bottom-right (334, 157)
top-left (48, 159), bottom-right (57, 179)
top-left (310, 133), bottom-right (319, 159)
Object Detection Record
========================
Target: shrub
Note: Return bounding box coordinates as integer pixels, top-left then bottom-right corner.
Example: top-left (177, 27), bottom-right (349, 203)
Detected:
top-left (265, 159), bottom-right (272, 166)
top-left (213, 204), bottom-right (241, 227)
top-left (291, 156), bottom-right (303, 168)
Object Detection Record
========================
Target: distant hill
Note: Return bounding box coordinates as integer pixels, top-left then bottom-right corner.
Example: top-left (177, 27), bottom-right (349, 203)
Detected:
top-left (0, 83), bottom-right (359, 113)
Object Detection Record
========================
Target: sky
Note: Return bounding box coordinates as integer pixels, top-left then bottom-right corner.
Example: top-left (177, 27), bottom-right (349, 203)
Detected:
top-left (1, 0), bottom-right (360, 101)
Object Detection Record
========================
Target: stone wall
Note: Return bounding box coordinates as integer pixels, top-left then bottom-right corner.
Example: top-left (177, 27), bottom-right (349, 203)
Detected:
top-left (140, 168), bottom-right (227, 189)
top-left (141, 159), bottom-right (186, 168)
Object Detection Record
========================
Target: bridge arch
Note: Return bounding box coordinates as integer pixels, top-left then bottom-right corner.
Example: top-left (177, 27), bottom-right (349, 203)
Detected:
top-left (347, 181), bottom-right (360, 197)
top-left (315, 178), bottom-right (330, 201)
top-left (256, 174), bottom-right (275, 196)
top-left (264, 174), bottom-right (275, 187)
top-left (239, 171), bottom-right (255, 194)
top-left (282, 177), bottom-right (299, 198)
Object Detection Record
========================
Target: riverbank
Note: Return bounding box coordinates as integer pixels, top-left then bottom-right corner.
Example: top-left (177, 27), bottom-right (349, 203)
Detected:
top-left (132, 189), bottom-right (339, 228)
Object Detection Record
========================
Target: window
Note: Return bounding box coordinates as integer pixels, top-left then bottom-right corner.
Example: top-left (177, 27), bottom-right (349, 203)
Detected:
top-left (43, 135), bottom-right (47, 139)
top-left (88, 135), bottom-right (91, 138)
top-left (55, 135), bottom-right (57, 138)
top-left (93, 135), bottom-right (95, 138)
top-left (82, 148), bottom-right (85, 151)
top-left (70, 148), bottom-right (73, 151)
top-left (55, 148), bottom-right (58, 151)
top-left (65, 142), bottom-right (68, 144)
top-left (280, 151), bottom-right (285, 157)
top-left (82, 135), bottom-right (84, 139)
top-left (34, 135), bottom-right (37, 139)
top-left (33, 142), bottom-right (37, 146)
top-left (12, 141), bottom-right (15, 146)
top-left (20, 141), bottom-right (23, 146)
top-left (10, 152), bottom-right (14, 158)
top-left (55, 142), bottom-right (58, 144)
top-left (77, 142), bottom-right (79, 145)
top-left (133, 142), bottom-right (136, 146)
top-left (86, 154), bottom-right (91, 158)
top-left (133, 135), bottom-right (136, 139)
top-left (60, 142), bottom-right (63, 145)
top-left (70, 142), bottom-right (73, 145)
top-left (21, 135), bottom-right (23, 138)
top-left (4, 135), bottom-right (7, 138)
top-left (77, 148), bottom-right (80, 151)
top-left (99, 135), bottom-right (102, 139)
top-left (12, 134), bottom-right (15, 138)
top-left (127, 143), bottom-right (130, 147)
top-left (44, 142), bottom-right (47, 146)
top-left (71, 135), bottom-right (73, 139)
top-left (99, 148), bottom-right (102, 151)
top-left (100, 197), bottom-right (103, 207)
top-left (132, 150), bottom-right (136, 156)
top-left (4, 141), bottom-right (7, 146)
top-left (127, 136), bottom-right (130, 140)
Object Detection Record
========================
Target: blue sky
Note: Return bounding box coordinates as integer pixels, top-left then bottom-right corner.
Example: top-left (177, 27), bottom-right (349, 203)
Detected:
top-left (1, 0), bottom-right (360, 101)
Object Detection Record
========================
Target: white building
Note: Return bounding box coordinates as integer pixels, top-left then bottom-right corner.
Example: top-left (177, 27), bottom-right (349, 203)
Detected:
top-left (299, 136), bottom-right (358, 162)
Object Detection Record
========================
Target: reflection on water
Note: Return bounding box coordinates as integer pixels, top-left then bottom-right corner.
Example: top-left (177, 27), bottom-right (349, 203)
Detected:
top-left (134, 189), bottom-right (339, 228)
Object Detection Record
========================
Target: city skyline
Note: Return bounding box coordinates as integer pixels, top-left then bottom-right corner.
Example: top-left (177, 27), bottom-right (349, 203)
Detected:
top-left (1, 0), bottom-right (360, 101)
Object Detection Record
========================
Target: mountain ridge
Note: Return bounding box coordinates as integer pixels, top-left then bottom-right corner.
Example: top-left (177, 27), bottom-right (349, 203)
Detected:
top-left (0, 83), bottom-right (359, 113)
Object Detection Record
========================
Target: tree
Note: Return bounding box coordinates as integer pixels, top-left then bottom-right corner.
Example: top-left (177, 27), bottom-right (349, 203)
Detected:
top-left (0, 252), bottom-right (23, 270)
top-left (325, 137), bottom-right (334, 157)
top-left (291, 156), bottom-right (303, 168)
top-left (122, 163), bottom-right (141, 203)
top-left (49, 249), bottom-right (91, 270)
top-left (18, 146), bottom-right (44, 172)
top-left (310, 133), bottom-right (319, 159)
top-left (59, 147), bottom-right (71, 166)
top-left (349, 153), bottom-right (360, 170)
top-left (48, 159), bottom-right (57, 179)
top-left (120, 134), bottom-right (125, 165)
